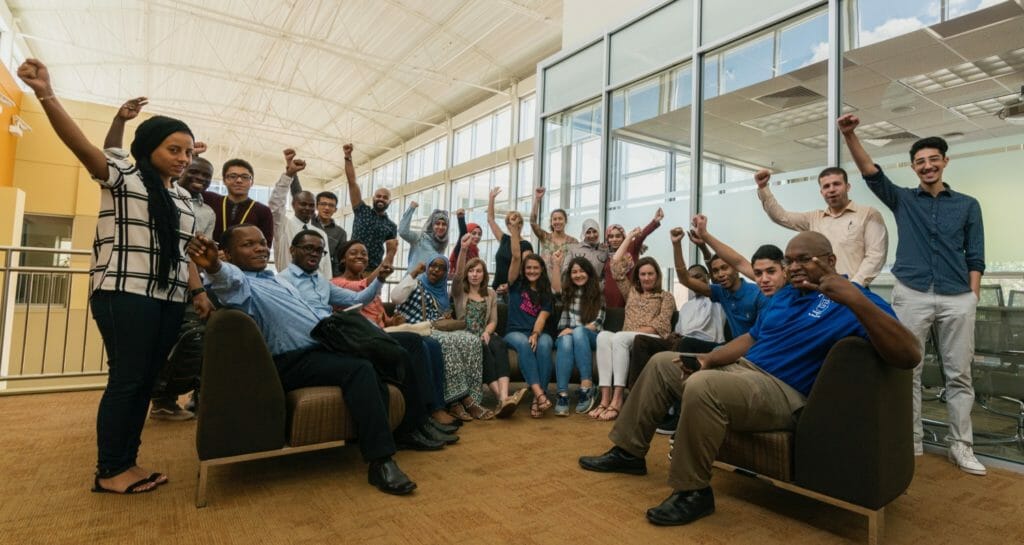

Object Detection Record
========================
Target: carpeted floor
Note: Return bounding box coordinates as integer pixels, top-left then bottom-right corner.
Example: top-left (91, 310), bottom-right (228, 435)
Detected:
top-left (1, 390), bottom-right (1023, 545)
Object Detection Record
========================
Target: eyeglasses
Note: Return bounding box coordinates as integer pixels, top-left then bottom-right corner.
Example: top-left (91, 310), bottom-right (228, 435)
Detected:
top-left (224, 173), bottom-right (253, 182)
top-left (294, 244), bottom-right (325, 255)
top-left (317, 202), bottom-right (337, 208)
top-left (781, 253), bottom-right (832, 267)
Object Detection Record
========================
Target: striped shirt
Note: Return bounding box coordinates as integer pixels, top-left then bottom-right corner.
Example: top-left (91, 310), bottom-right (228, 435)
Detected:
top-left (91, 152), bottom-right (196, 302)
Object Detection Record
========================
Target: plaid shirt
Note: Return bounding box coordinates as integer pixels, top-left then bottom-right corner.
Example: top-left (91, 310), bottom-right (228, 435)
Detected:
top-left (91, 152), bottom-right (196, 302)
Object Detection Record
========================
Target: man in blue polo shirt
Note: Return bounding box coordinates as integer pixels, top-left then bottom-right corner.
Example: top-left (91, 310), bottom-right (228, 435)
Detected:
top-left (672, 230), bottom-right (770, 337)
top-left (579, 231), bottom-right (919, 526)
top-left (839, 113), bottom-right (986, 476)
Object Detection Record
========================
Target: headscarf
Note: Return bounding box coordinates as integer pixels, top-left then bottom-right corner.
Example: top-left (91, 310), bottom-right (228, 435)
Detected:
top-left (580, 218), bottom-right (601, 249)
top-left (422, 209), bottom-right (450, 250)
top-left (130, 115), bottom-right (194, 290)
top-left (418, 254), bottom-right (451, 313)
top-left (448, 222), bottom-right (480, 276)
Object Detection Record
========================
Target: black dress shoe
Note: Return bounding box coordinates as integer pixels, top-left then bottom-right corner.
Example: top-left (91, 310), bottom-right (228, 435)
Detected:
top-left (420, 422), bottom-right (459, 445)
top-left (427, 418), bottom-right (459, 434)
top-left (578, 446), bottom-right (647, 475)
top-left (368, 458), bottom-right (417, 496)
top-left (430, 415), bottom-right (462, 429)
top-left (645, 488), bottom-right (715, 526)
top-left (396, 429), bottom-right (445, 451)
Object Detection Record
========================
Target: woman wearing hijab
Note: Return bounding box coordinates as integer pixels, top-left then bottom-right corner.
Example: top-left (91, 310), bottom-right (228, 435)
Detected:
top-left (392, 255), bottom-right (492, 420)
top-left (18, 59), bottom-right (203, 494)
top-left (399, 202), bottom-right (450, 272)
top-left (448, 208), bottom-right (482, 279)
top-left (561, 218), bottom-right (610, 284)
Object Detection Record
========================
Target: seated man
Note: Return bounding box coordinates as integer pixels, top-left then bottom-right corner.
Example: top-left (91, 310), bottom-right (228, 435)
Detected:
top-left (579, 231), bottom-right (919, 526)
top-left (187, 225), bottom-right (417, 496)
top-left (277, 229), bottom-right (458, 450)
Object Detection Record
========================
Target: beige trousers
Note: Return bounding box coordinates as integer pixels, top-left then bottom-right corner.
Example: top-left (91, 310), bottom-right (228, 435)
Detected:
top-left (609, 351), bottom-right (805, 491)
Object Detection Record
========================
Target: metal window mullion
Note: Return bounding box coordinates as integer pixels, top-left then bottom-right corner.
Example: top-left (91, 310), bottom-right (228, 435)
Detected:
top-left (827, 0), bottom-right (842, 166)
top-left (689, 0), bottom-right (704, 267)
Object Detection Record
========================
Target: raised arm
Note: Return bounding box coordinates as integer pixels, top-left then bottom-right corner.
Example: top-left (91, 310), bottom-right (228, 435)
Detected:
top-left (452, 234), bottom-right (472, 300)
top-left (451, 209), bottom-right (468, 265)
top-left (629, 207), bottom-right (663, 257)
top-left (691, 214), bottom-right (755, 281)
top-left (549, 249), bottom-right (564, 293)
top-left (671, 227), bottom-right (712, 297)
top-left (803, 257), bottom-right (920, 368)
top-left (755, 169), bottom-right (812, 231)
top-left (507, 214), bottom-right (524, 285)
top-left (398, 202), bottom-right (420, 244)
top-left (18, 59), bottom-right (107, 180)
top-left (335, 143), bottom-right (359, 209)
top-left (103, 97), bottom-right (148, 150)
top-left (486, 187), bottom-right (505, 240)
top-left (529, 187), bottom-right (551, 242)
top-left (270, 149), bottom-right (305, 219)
top-left (837, 114), bottom-right (879, 177)
top-left (390, 263), bottom-right (424, 304)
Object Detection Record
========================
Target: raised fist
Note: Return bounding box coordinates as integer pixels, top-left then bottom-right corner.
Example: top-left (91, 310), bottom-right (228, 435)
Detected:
top-left (116, 97), bottom-right (148, 121)
top-left (754, 169), bottom-right (771, 188)
top-left (836, 114), bottom-right (860, 134)
top-left (284, 148), bottom-right (306, 176)
top-left (670, 227), bottom-right (685, 244)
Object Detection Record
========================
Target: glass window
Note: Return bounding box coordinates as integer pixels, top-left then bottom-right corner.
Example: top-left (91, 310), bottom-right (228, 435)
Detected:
top-left (702, 0), bottom-right (808, 44)
top-left (449, 165), bottom-right (512, 270)
top-left (855, 0), bottom-right (939, 47)
top-left (609, 0), bottom-right (693, 87)
top-left (778, 12), bottom-right (829, 76)
top-left (406, 137), bottom-right (447, 183)
top-left (544, 100), bottom-right (603, 234)
top-left (519, 95), bottom-right (537, 141)
top-left (452, 108), bottom-right (512, 165)
top-left (721, 34), bottom-right (775, 94)
top-left (17, 215), bottom-right (73, 305)
top-left (372, 158), bottom-right (401, 190)
top-left (543, 42), bottom-right (603, 113)
top-left (454, 127), bottom-right (472, 165)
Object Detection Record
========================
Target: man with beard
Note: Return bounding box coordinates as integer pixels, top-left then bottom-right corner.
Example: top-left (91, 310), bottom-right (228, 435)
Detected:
top-left (269, 148), bottom-right (332, 280)
top-left (755, 167), bottom-right (888, 286)
top-left (579, 231), bottom-right (919, 526)
top-left (344, 144), bottom-right (398, 270)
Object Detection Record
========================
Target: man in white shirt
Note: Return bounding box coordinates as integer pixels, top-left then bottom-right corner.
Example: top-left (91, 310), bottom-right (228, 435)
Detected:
top-left (269, 148), bottom-right (332, 279)
top-left (755, 167), bottom-right (887, 286)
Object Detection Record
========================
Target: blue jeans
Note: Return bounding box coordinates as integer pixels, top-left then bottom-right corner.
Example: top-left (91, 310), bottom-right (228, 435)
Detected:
top-left (555, 326), bottom-right (597, 392)
top-left (91, 290), bottom-right (185, 478)
top-left (505, 331), bottom-right (553, 389)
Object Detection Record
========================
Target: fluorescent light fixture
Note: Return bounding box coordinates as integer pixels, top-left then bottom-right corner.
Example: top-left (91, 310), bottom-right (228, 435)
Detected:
top-left (951, 93), bottom-right (1019, 118)
top-left (901, 47), bottom-right (1024, 94)
top-left (997, 87), bottom-right (1024, 125)
top-left (742, 101), bottom-right (854, 133)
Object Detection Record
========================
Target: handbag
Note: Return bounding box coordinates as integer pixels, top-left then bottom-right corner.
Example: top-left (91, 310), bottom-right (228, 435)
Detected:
top-left (419, 284), bottom-right (466, 332)
top-left (310, 308), bottom-right (405, 383)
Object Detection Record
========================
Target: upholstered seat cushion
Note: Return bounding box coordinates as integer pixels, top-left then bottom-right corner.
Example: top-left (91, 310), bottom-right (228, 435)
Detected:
top-left (718, 430), bottom-right (793, 482)
top-left (286, 384), bottom-right (405, 447)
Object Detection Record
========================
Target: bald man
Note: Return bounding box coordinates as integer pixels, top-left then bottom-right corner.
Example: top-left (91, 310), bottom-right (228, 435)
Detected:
top-left (579, 231), bottom-right (920, 527)
top-left (342, 144), bottom-right (398, 270)
top-left (269, 149), bottom-right (332, 279)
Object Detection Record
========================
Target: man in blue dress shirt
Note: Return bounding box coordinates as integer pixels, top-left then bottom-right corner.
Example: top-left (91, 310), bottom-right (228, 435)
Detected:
top-left (840, 113), bottom-right (987, 476)
top-left (187, 225), bottom-right (417, 495)
top-left (579, 231), bottom-right (920, 526)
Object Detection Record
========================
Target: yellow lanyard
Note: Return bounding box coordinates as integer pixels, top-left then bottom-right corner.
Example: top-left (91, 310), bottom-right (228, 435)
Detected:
top-left (222, 197), bottom-right (257, 231)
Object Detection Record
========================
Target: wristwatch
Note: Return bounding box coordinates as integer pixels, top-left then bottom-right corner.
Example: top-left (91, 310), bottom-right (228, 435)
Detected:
top-left (189, 287), bottom-right (207, 298)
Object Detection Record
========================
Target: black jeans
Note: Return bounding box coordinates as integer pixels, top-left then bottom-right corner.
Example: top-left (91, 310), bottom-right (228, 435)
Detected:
top-left (274, 347), bottom-right (396, 462)
top-left (482, 334), bottom-right (510, 383)
top-left (91, 290), bottom-right (186, 478)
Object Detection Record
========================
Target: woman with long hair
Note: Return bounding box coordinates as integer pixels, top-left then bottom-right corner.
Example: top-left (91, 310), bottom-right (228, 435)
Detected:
top-left (392, 255), bottom-right (492, 421)
top-left (529, 186), bottom-right (577, 283)
top-left (452, 235), bottom-right (526, 418)
top-left (592, 228), bottom-right (676, 421)
top-left (504, 216), bottom-right (556, 418)
top-left (332, 240), bottom-right (459, 427)
top-left (19, 59), bottom-right (205, 494)
top-left (550, 253), bottom-right (605, 416)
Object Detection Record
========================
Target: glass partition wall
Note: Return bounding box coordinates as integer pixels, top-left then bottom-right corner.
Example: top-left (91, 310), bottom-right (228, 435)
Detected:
top-left (536, 0), bottom-right (1024, 465)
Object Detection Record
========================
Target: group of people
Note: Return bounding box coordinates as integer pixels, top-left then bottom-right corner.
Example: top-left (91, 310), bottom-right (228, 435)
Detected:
top-left (20, 53), bottom-right (988, 526)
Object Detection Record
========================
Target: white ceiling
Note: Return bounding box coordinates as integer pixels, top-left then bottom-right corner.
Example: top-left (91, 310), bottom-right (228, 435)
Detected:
top-left (8, 0), bottom-right (563, 185)
top-left (618, 1), bottom-right (1024, 174)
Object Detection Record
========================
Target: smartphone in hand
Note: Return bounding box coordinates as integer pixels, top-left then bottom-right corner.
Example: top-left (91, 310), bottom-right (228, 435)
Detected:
top-left (677, 352), bottom-right (702, 373)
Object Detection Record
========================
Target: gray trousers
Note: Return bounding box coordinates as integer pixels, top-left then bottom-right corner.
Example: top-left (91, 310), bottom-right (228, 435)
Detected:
top-left (609, 351), bottom-right (804, 491)
top-left (893, 280), bottom-right (977, 445)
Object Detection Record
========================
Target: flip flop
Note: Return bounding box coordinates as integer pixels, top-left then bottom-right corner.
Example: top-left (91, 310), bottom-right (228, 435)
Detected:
top-left (589, 405), bottom-right (608, 419)
top-left (598, 406), bottom-right (620, 422)
top-left (92, 475), bottom-right (156, 495)
top-left (147, 473), bottom-right (169, 486)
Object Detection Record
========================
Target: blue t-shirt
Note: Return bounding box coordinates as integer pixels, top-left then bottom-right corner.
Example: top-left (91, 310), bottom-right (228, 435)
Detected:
top-left (507, 280), bottom-right (554, 334)
top-left (745, 283), bottom-right (895, 397)
top-left (710, 280), bottom-right (768, 337)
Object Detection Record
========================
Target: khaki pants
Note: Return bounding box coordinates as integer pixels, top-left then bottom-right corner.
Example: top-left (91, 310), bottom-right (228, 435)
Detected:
top-left (609, 351), bottom-right (804, 491)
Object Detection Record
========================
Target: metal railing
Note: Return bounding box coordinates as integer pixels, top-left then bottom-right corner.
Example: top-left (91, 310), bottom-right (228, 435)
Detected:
top-left (0, 246), bottom-right (106, 395)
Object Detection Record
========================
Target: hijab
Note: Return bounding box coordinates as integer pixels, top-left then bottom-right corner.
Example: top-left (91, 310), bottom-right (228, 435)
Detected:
top-left (580, 218), bottom-right (601, 249)
top-left (448, 222), bottom-right (480, 275)
top-left (422, 209), bottom-right (450, 250)
top-left (418, 255), bottom-right (451, 312)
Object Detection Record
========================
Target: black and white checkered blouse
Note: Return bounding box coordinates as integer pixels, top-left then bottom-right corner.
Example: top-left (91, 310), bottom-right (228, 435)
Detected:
top-left (90, 152), bottom-right (196, 302)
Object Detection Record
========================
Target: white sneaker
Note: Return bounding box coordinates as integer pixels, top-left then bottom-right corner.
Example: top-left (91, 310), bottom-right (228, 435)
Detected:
top-left (914, 441), bottom-right (923, 456)
top-left (947, 441), bottom-right (986, 476)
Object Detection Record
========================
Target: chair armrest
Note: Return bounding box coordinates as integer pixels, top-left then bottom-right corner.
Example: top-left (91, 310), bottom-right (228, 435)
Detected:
top-left (794, 336), bottom-right (914, 509)
top-left (196, 309), bottom-right (287, 460)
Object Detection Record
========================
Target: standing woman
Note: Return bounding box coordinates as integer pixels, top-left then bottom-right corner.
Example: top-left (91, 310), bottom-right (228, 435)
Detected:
top-left (504, 216), bottom-right (556, 418)
top-left (550, 252), bottom-right (604, 416)
top-left (486, 187), bottom-right (533, 299)
top-left (448, 208), bottom-right (481, 279)
top-left (603, 207), bottom-right (664, 307)
top-left (563, 219), bottom-right (609, 280)
top-left (529, 187), bottom-right (577, 283)
top-left (392, 256), bottom-right (491, 420)
top-left (399, 201), bottom-right (449, 271)
top-left (452, 235), bottom-right (526, 418)
top-left (592, 228), bottom-right (676, 421)
top-left (19, 59), bottom-right (205, 494)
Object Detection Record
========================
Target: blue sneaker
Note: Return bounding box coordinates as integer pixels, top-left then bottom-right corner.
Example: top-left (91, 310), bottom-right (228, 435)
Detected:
top-left (575, 387), bottom-right (596, 414)
top-left (554, 394), bottom-right (571, 417)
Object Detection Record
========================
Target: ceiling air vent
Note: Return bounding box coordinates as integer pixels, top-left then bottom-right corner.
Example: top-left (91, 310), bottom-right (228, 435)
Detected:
top-left (865, 131), bottom-right (920, 148)
top-left (754, 86), bottom-right (824, 109)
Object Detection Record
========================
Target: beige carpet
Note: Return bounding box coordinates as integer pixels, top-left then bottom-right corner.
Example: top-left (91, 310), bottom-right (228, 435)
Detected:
top-left (1, 390), bottom-right (1023, 545)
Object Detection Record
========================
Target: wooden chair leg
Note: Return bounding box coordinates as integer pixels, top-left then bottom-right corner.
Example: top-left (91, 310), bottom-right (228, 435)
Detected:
top-left (195, 463), bottom-right (209, 508)
top-left (868, 507), bottom-right (885, 545)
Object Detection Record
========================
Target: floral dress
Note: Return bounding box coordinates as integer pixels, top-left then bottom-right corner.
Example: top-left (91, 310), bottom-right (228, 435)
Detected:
top-left (464, 299), bottom-right (488, 336)
top-left (396, 285), bottom-right (484, 403)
